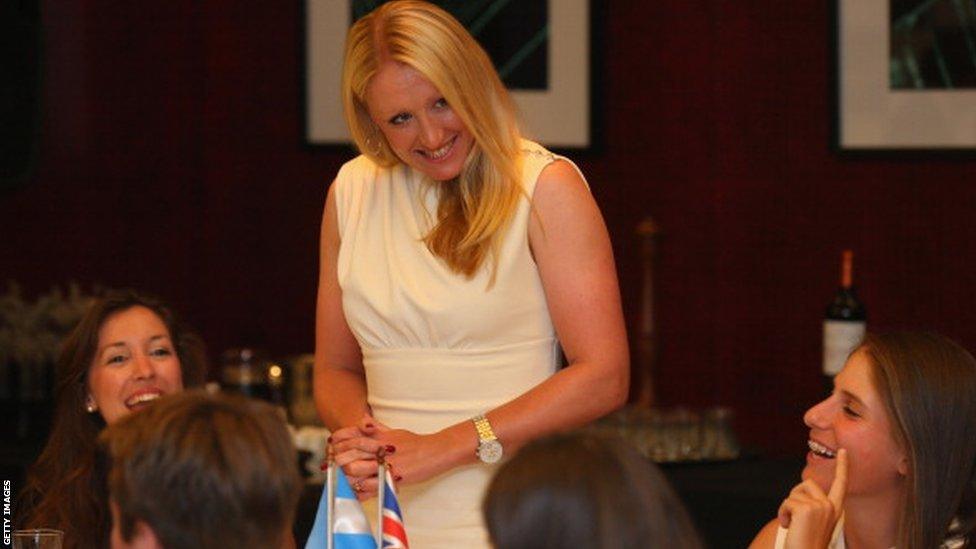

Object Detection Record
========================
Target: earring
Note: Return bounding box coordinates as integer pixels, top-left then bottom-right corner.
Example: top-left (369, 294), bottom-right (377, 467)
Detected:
top-left (85, 396), bottom-right (97, 414)
top-left (365, 135), bottom-right (382, 156)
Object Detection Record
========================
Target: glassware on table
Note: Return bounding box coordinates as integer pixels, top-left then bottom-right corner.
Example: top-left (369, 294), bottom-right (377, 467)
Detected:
top-left (595, 405), bottom-right (743, 463)
top-left (700, 406), bottom-right (741, 460)
top-left (13, 529), bottom-right (63, 549)
top-left (220, 347), bottom-right (271, 401)
top-left (644, 408), bottom-right (673, 462)
top-left (671, 407), bottom-right (703, 461)
top-left (286, 354), bottom-right (321, 427)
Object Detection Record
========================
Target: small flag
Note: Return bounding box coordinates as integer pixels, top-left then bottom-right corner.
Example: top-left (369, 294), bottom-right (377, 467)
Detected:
top-left (381, 468), bottom-right (409, 549)
top-left (306, 466), bottom-right (376, 549)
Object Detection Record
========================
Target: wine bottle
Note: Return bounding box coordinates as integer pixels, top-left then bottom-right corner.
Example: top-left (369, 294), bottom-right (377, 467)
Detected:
top-left (822, 250), bottom-right (866, 390)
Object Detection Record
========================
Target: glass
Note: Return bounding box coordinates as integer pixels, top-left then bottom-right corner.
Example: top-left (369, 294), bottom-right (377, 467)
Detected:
top-left (594, 405), bottom-right (746, 463)
top-left (220, 347), bottom-right (270, 401)
top-left (671, 407), bottom-right (702, 461)
top-left (286, 354), bottom-right (321, 427)
top-left (701, 406), bottom-right (741, 460)
top-left (13, 529), bottom-right (63, 549)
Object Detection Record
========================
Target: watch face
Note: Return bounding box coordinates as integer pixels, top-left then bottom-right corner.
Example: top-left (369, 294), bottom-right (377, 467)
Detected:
top-left (478, 440), bottom-right (503, 463)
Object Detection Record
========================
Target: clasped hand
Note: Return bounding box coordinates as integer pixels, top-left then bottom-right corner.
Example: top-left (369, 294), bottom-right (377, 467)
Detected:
top-left (329, 413), bottom-right (452, 501)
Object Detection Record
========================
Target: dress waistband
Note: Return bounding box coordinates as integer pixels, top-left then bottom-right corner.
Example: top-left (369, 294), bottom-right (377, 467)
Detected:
top-left (362, 338), bottom-right (559, 433)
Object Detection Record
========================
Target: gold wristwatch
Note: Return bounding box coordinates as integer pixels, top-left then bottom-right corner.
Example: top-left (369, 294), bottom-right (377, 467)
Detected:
top-left (472, 414), bottom-right (503, 464)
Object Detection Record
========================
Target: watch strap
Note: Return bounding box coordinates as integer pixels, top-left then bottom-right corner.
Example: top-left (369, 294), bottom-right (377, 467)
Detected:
top-left (472, 414), bottom-right (497, 443)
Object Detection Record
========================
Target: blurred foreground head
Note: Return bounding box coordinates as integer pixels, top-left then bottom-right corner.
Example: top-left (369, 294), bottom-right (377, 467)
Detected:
top-left (483, 432), bottom-right (704, 549)
top-left (100, 390), bottom-right (301, 549)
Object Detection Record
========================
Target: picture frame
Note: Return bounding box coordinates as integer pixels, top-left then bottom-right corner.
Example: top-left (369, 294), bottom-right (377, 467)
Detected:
top-left (835, 0), bottom-right (976, 151)
top-left (304, 0), bottom-right (592, 149)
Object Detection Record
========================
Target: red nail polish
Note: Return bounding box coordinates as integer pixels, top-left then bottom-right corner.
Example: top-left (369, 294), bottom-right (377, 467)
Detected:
top-left (394, 475), bottom-right (403, 482)
top-left (365, 423), bottom-right (374, 429)
top-left (327, 435), bottom-right (333, 443)
top-left (320, 462), bottom-right (329, 471)
top-left (385, 445), bottom-right (396, 454)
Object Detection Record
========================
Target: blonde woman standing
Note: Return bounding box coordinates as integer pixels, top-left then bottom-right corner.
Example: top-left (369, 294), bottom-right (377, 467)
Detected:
top-left (312, 1), bottom-right (629, 547)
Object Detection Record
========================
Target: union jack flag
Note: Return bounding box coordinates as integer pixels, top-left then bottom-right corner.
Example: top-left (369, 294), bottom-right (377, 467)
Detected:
top-left (380, 468), bottom-right (409, 549)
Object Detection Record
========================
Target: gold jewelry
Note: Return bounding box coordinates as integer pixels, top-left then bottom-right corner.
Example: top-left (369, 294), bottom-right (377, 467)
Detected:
top-left (364, 134), bottom-right (382, 156)
top-left (472, 414), bottom-right (503, 464)
top-left (353, 479), bottom-right (365, 493)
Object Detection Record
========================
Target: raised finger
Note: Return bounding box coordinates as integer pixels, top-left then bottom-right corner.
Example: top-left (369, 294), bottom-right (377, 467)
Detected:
top-left (827, 448), bottom-right (848, 510)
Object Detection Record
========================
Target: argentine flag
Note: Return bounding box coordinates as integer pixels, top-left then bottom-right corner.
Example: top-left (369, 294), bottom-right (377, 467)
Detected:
top-left (306, 467), bottom-right (376, 549)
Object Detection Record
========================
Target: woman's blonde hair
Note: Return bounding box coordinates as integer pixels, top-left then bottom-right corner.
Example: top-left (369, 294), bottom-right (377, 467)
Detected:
top-left (341, 0), bottom-right (524, 279)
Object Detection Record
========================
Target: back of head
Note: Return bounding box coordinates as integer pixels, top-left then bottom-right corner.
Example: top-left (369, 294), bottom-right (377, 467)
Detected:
top-left (483, 432), bottom-right (703, 549)
top-left (99, 390), bottom-right (301, 549)
top-left (861, 332), bottom-right (976, 547)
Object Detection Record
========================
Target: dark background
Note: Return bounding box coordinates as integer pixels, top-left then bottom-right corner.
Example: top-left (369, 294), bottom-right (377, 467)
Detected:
top-left (3, 1), bottom-right (976, 458)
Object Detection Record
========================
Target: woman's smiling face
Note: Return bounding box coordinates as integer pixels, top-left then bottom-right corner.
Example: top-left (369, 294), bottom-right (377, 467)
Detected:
top-left (86, 306), bottom-right (184, 424)
top-left (801, 349), bottom-right (908, 498)
top-left (365, 61), bottom-right (474, 182)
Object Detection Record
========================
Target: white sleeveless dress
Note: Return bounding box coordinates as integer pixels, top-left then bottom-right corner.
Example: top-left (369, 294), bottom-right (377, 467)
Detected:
top-left (334, 141), bottom-right (568, 548)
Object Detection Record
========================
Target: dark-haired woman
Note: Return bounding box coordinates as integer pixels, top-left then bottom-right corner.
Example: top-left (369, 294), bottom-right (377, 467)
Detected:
top-left (17, 289), bottom-right (207, 548)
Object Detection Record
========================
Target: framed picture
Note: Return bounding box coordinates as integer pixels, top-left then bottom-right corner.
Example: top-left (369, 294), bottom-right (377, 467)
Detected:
top-left (305, 0), bottom-right (592, 148)
top-left (836, 0), bottom-right (976, 151)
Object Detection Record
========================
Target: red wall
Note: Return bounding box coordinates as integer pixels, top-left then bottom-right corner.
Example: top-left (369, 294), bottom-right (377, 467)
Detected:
top-left (4, 1), bottom-right (976, 455)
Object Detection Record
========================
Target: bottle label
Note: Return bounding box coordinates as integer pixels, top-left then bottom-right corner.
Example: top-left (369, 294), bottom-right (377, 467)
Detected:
top-left (823, 320), bottom-right (866, 376)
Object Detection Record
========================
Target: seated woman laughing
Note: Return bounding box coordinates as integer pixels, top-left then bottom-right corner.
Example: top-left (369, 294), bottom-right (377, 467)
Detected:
top-left (750, 332), bottom-right (976, 549)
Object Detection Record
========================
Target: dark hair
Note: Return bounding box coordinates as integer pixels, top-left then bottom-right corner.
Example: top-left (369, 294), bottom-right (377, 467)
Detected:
top-left (99, 390), bottom-right (301, 549)
top-left (17, 288), bottom-right (207, 548)
top-left (483, 432), bottom-right (703, 549)
top-left (860, 332), bottom-right (976, 548)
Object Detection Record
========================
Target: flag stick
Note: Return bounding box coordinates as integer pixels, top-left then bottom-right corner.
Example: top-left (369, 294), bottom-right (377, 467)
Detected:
top-left (376, 448), bottom-right (387, 548)
top-left (326, 444), bottom-right (335, 549)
